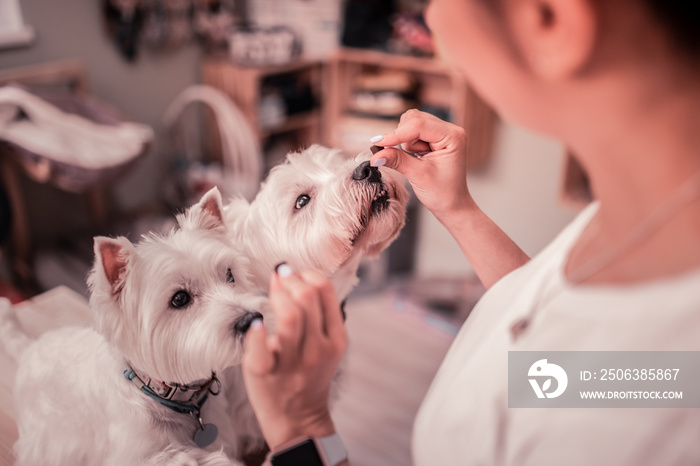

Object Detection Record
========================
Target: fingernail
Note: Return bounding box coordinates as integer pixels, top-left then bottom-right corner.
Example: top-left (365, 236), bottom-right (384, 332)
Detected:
top-left (370, 134), bottom-right (384, 143)
top-left (249, 318), bottom-right (263, 330)
top-left (371, 157), bottom-right (387, 167)
top-left (275, 262), bottom-right (293, 277)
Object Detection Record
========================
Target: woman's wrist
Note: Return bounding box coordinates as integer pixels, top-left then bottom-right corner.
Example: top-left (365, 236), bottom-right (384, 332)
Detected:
top-left (431, 194), bottom-right (478, 225)
top-left (266, 410), bottom-right (337, 451)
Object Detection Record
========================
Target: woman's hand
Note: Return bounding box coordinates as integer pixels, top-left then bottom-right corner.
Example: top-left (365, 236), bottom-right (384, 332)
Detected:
top-left (241, 264), bottom-right (348, 450)
top-left (371, 109), bottom-right (473, 219)
top-left (373, 109), bottom-right (529, 288)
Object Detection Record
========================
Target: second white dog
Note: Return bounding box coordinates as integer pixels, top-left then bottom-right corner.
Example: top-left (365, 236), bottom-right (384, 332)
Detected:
top-left (3, 189), bottom-right (267, 466)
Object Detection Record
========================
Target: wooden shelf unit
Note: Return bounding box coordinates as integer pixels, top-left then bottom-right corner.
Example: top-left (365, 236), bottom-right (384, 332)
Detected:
top-left (202, 50), bottom-right (496, 170)
top-left (325, 48), bottom-right (497, 170)
top-left (201, 58), bottom-right (325, 150)
top-left (259, 109), bottom-right (321, 139)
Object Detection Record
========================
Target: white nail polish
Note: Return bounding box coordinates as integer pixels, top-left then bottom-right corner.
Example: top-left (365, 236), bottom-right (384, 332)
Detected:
top-left (370, 135), bottom-right (384, 143)
top-left (371, 157), bottom-right (387, 167)
top-left (276, 263), bottom-right (293, 277)
top-left (249, 319), bottom-right (263, 330)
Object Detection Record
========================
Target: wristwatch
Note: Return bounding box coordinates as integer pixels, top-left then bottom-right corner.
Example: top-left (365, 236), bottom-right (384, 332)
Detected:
top-left (271, 433), bottom-right (348, 466)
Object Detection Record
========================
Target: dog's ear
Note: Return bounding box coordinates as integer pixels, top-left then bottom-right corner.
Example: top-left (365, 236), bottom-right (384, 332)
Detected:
top-left (93, 236), bottom-right (134, 294)
top-left (198, 187), bottom-right (225, 224)
top-left (181, 187), bottom-right (226, 232)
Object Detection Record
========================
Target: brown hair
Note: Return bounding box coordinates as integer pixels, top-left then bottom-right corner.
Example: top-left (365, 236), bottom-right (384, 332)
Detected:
top-left (640, 1), bottom-right (700, 57)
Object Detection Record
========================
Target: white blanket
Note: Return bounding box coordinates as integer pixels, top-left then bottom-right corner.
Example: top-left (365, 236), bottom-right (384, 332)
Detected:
top-left (0, 85), bottom-right (152, 169)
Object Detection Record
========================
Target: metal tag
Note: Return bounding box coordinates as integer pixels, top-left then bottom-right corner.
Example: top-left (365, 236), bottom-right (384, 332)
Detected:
top-left (193, 421), bottom-right (218, 448)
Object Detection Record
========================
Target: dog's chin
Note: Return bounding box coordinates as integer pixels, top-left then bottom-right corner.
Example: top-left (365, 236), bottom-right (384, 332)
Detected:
top-left (350, 181), bottom-right (406, 253)
top-left (370, 185), bottom-right (391, 215)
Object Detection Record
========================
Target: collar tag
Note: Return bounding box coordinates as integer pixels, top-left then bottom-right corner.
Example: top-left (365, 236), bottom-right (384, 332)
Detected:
top-left (192, 414), bottom-right (218, 448)
top-left (125, 366), bottom-right (220, 448)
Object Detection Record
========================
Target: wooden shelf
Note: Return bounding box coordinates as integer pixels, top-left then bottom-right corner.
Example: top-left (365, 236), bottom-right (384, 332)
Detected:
top-left (324, 48), bottom-right (497, 170)
top-left (204, 57), bottom-right (325, 79)
top-left (202, 51), bottom-right (496, 170)
top-left (260, 110), bottom-right (321, 138)
top-left (335, 47), bottom-right (457, 75)
top-left (202, 58), bottom-right (325, 153)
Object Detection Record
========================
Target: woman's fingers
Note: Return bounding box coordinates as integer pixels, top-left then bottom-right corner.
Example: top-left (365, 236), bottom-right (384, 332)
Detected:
top-left (369, 109), bottom-right (466, 172)
top-left (274, 265), bottom-right (324, 339)
top-left (269, 264), bottom-right (328, 365)
top-left (384, 111), bottom-right (446, 146)
top-left (402, 139), bottom-right (432, 153)
top-left (243, 318), bottom-right (276, 375)
top-left (371, 146), bottom-right (415, 172)
top-left (269, 284), bottom-right (305, 360)
top-left (243, 265), bottom-right (345, 450)
top-left (299, 270), bottom-right (347, 349)
top-left (264, 264), bottom-right (347, 372)
top-left (375, 109), bottom-right (466, 151)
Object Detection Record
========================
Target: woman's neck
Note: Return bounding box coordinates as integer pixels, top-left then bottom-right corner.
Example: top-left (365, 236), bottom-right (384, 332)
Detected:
top-left (571, 58), bottom-right (700, 218)
top-left (562, 62), bottom-right (700, 283)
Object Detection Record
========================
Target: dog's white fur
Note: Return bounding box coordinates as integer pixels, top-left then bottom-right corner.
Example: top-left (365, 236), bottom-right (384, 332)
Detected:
top-left (225, 145), bottom-right (409, 300)
top-left (1, 146), bottom-right (407, 465)
top-left (2, 189), bottom-right (267, 466)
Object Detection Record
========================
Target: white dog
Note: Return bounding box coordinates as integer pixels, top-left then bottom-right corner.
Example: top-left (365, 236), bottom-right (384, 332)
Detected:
top-left (225, 144), bottom-right (409, 301)
top-left (1, 189), bottom-right (267, 466)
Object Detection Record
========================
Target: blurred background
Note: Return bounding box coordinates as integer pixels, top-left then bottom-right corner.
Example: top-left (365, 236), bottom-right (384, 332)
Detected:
top-left (0, 1), bottom-right (589, 464)
top-left (0, 0), bottom-right (585, 304)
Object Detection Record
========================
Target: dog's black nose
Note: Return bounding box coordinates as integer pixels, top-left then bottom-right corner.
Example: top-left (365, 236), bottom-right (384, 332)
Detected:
top-left (352, 160), bottom-right (382, 184)
top-left (234, 311), bottom-right (263, 334)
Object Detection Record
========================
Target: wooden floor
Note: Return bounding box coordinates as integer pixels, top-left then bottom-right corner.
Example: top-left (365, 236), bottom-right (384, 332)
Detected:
top-left (333, 293), bottom-right (456, 466)
top-left (0, 287), bottom-right (455, 466)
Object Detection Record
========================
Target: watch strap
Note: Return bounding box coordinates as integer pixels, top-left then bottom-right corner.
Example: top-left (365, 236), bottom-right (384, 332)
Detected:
top-left (271, 433), bottom-right (348, 466)
top-left (318, 433), bottom-right (348, 466)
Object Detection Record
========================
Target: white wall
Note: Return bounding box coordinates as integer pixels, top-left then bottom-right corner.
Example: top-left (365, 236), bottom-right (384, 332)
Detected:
top-left (414, 121), bottom-right (581, 277)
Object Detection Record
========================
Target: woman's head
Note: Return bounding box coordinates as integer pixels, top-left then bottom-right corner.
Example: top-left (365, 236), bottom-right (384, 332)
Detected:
top-left (426, 0), bottom-right (700, 136)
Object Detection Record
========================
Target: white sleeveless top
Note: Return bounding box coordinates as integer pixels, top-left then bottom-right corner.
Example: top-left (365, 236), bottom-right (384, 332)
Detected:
top-left (412, 202), bottom-right (700, 466)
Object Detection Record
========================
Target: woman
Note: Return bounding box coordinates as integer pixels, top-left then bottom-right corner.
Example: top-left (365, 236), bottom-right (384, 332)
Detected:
top-left (242, 0), bottom-right (700, 464)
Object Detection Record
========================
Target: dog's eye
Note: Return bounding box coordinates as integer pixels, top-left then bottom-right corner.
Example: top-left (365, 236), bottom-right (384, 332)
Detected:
top-left (170, 290), bottom-right (191, 309)
top-left (295, 194), bottom-right (311, 210)
top-left (226, 268), bottom-right (235, 284)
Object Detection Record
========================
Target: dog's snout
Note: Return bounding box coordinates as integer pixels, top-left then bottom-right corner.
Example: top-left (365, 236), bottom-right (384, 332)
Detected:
top-left (352, 160), bottom-right (382, 184)
top-left (234, 311), bottom-right (264, 334)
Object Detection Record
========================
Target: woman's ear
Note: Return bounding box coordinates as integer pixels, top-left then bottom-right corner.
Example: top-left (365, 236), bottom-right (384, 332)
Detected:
top-left (505, 0), bottom-right (597, 79)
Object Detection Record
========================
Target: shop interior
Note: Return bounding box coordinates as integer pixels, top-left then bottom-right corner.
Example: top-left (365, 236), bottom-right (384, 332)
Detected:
top-left (0, 0), bottom-right (587, 464)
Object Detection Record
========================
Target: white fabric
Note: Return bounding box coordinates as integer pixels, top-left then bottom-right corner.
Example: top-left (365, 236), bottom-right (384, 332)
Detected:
top-left (413, 202), bottom-right (700, 466)
top-left (0, 86), bottom-right (152, 169)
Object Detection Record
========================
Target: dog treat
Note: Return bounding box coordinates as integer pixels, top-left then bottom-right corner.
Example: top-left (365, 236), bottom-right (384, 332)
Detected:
top-left (370, 145), bottom-right (384, 155)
